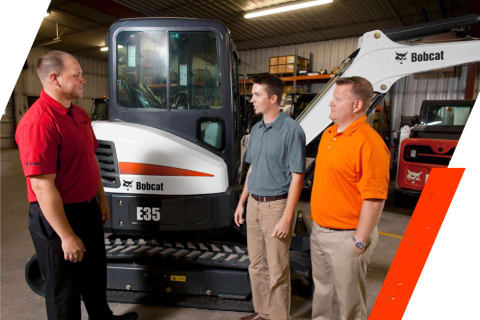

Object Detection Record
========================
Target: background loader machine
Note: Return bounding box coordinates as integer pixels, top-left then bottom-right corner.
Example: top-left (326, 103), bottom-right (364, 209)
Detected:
top-left (26, 16), bottom-right (480, 311)
top-left (395, 99), bottom-right (474, 202)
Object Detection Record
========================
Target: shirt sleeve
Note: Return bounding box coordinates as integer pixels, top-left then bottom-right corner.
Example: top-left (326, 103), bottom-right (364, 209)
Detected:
top-left (15, 120), bottom-right (60, 177)
top-left (287, 125), bottom-right (306, 173)
top-left (356, 137), bottom-right (390, 200)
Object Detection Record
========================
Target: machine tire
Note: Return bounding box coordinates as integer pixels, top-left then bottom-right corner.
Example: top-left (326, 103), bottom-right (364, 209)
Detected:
top-left (25, 255), bottom-right (46, 297)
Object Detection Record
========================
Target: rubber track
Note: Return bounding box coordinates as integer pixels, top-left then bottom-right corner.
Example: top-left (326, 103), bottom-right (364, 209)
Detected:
top-left (105, 236), bottom-right (250, 270)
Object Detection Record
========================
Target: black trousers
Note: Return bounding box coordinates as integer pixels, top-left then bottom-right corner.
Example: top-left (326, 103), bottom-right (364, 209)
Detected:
top-left (28, 198), bottom-right (113, 320)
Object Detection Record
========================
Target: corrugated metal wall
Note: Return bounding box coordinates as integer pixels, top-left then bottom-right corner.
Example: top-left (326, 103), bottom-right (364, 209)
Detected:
top-left (1, 96), bottom-right (15, 149)
top-left (238, 36), bottom-right (359, 75)
top-left (390, 66), bottom-right (471, 133)
top-left (13, 47), bottom-right (108, 126)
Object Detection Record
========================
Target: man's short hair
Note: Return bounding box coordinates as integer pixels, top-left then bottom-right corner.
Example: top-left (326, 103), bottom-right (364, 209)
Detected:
top-left (335, 76), bottom-right (373, 110)
top-left (36, 50), bottom-right (75, 83)
top-left (252, 74), bottom-right (284, 105)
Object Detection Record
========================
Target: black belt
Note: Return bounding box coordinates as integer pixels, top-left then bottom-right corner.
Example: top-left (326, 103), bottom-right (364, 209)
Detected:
top-left (31, 196), bottom-right (97, 207)
top-left (319, 225), bottom-right (355, 231)
top-left (63, 197), bottom-right (97, 208)
top-left (251, 193), bottom-right (288, 202)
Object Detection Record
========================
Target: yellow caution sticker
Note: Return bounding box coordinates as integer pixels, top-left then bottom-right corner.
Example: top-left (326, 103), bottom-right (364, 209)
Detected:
top-left (170, 275), bottom-right (187, 282)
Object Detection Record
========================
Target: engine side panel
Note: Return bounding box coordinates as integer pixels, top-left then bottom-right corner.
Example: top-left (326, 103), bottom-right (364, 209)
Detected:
top-left (103, 190), bottom-right (238, 233)
top-left (93, 121), bottom-right (229, 195)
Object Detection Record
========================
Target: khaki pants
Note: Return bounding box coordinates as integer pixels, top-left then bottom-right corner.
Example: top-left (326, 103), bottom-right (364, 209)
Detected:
top-left (246, 195), bottom-right (291, 320)
top-left (310, 223), bottom-right (379, 320)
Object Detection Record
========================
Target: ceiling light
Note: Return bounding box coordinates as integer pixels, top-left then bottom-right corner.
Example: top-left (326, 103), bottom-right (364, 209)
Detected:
top-left (100, 47), bottom-right (108, 52)
top-left (244, 0), bottom-right (333, 19)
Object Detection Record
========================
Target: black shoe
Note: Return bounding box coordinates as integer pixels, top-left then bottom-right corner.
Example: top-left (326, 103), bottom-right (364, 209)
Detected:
top-left (112, 312), bottom-right (138, 320)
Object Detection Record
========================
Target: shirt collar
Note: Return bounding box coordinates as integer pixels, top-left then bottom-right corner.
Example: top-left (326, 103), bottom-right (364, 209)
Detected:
top-left (330, 115), bottom-right (367, 136)
top-left (40, 89), bottom-right (71, 116)
top-left (260, 110), bottom-right (287, 129)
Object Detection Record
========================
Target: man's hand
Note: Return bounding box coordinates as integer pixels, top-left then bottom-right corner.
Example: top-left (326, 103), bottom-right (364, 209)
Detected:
top-left (98, 196), bottom-right (110, 223)
top-left (271, 216), bottom-right (291, 239)
top-left (234, 203), bottom-right (245, 227)
top-left (61, 234), bottom-right (86, 263)
top-left (353, 236), bottom-right (366, 255)
top-left (354, 244), bottom-right (365, 256)
top-left (30, 174), bottom-right (86, 262)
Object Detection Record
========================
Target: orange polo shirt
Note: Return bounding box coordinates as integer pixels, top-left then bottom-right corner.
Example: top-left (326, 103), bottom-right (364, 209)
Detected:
top-left (310, 116), bottom-right (390, 229)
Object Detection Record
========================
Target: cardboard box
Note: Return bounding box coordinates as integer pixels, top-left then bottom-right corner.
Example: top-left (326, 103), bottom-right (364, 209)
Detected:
top-left (298, 57), bottom-right (309, 67)
top-left (287, 55), bottom-right (295, 64)
top-left (269, 65), bottom-right (278, 74)
top-left (278, 56), bottom-right (287, 65)
top-left (277, 65), bottom-right (286, 73)
top-left (270, 57), bottom-right (278, 66)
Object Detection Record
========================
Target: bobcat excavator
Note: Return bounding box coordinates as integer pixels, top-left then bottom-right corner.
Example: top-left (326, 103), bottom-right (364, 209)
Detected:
top-left (26, 15), bottom-right (480, 311)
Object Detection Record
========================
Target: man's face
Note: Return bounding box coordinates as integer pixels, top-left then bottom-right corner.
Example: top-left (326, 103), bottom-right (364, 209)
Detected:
top-left (57, 57), bottom-right (86, 100)
top-left (250, 83), bottom-right (275, 115)
top-left (329, 84), bottom-right (359, 125)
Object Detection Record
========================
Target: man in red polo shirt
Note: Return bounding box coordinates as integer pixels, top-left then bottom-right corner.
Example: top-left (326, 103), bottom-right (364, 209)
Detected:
top-left (310, 77), bottom-right (390, 320)
top-left (15, 51), bottom-right (138, 320)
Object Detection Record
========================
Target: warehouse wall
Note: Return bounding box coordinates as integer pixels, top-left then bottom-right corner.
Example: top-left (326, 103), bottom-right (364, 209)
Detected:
top-left (13, 47), bottom-right (108, 128)
top-left (390, 65), bottom-right (477, 133)
top-left (1, 96), bottom-right (15, 148)
top-left (238, 36), bottom-right (358, 75)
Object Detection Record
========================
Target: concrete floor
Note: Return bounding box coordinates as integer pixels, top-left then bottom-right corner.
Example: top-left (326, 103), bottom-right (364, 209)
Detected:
top-left (1, 148), bottom-right (412, 319)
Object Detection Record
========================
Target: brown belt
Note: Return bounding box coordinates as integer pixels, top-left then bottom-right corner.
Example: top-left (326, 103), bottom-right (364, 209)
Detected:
top-left (251, 193), bottom-right (288, 202)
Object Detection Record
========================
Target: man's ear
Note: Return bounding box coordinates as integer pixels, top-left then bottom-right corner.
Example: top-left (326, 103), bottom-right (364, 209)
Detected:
top-left (354, 100), bottom-right (364, 113)
top-left (48, 72), bottom-right (60, 87)
top-left (270, 94), bottom-right (278, 105)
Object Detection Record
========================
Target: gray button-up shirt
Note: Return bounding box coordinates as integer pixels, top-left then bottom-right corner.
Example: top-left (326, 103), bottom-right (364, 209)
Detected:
top-left (246, 111), bottom-right (306, 196)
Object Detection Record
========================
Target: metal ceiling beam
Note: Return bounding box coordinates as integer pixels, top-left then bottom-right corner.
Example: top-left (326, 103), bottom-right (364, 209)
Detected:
top-left (72, 0), bottom-right (143, 18)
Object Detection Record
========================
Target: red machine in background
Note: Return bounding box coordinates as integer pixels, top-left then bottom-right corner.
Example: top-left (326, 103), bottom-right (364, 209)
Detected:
top-left (395, 100), bottom-right (474, 203)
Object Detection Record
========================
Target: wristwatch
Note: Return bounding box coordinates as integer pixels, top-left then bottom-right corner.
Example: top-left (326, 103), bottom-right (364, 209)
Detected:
top-left (353, 236), bottom-right (366, 250)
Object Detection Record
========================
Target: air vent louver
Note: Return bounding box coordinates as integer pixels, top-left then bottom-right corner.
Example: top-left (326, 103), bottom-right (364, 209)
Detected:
top-left (95, 140), bottom-right (120, 188)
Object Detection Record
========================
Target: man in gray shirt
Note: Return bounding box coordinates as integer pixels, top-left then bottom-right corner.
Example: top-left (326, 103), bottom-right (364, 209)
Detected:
top-left (235, 75), bottom-right (306, 320)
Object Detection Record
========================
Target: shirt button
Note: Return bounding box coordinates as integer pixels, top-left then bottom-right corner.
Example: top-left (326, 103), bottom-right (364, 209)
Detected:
top-left (333, 138), bottom-right (336, 141)
top-left (328, 146), bottom-right (331, 149)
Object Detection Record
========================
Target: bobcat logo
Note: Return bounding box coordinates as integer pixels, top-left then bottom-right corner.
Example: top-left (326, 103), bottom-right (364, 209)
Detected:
top-left (406, 170), bottom-right (422, 183)
top-left (122, 180), bottom-right (133, 190)
top-left (395, 52), bottom-right (408, 64)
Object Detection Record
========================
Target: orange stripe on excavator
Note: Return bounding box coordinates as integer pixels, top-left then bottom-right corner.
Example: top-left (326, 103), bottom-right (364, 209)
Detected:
top-left (119, 162), bottom-right (214, 177)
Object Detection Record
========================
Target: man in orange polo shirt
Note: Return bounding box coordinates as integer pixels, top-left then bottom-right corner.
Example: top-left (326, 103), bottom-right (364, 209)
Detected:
top-left (310, 76), bottom-right (390, 320)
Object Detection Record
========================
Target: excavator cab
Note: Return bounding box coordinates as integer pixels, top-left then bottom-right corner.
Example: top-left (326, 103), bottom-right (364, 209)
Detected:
top-left (109, 18), bottom-right (244, 186)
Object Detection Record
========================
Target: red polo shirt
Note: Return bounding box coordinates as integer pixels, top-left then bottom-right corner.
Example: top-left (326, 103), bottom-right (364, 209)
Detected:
top-left (15, 90), bottom-right (100, 203)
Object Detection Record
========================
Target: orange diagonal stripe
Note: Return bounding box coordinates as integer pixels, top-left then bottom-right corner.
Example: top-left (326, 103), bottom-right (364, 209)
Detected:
top-left (369, 168), bottom-right (464, 320)
top-left (119, 162), bottom-right (214, 177)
